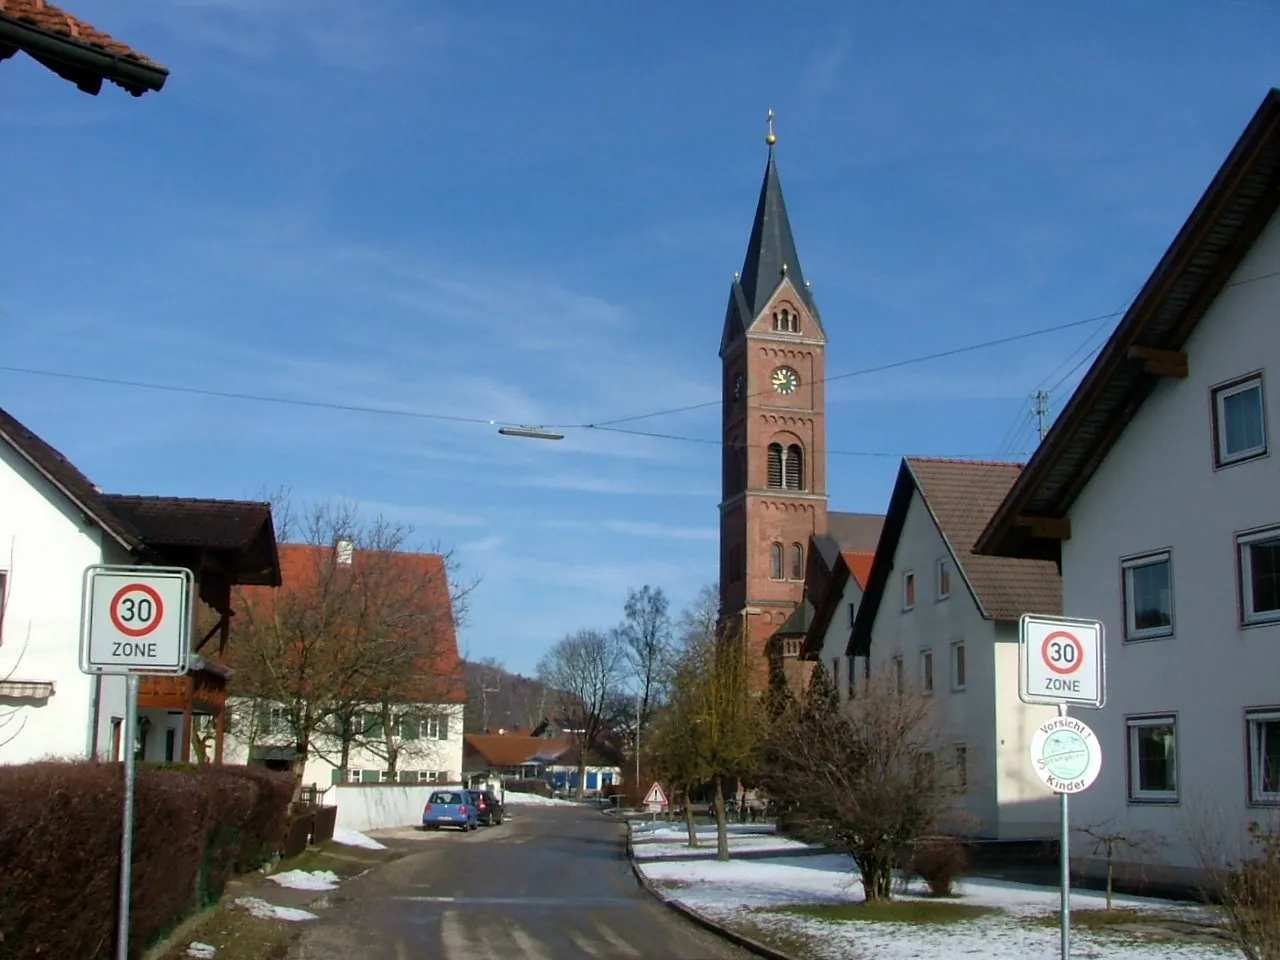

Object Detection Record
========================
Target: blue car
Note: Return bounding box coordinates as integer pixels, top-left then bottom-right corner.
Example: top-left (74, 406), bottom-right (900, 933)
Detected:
top-left (422, 788), bottom-right (478, 831)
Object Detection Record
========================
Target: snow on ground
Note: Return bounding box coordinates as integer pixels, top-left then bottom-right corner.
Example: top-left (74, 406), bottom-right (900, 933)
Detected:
top-left (631, 821), bottom-right (815, 860)
top-left (502, 791), bottom-right (578, 806)
top-left (267, 869), bottom-right (341, 891)
top-left (331, 827), bottom-right (387, 850)
top-left (231, 897), bottom-right (318, 922)
top-left (638, 854), bottom-right (1234, 960)
top-left (184, 943), bottom-right (216, 959)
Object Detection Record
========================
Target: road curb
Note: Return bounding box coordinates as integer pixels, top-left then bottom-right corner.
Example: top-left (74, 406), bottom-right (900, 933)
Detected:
top-left (623, 827), bottom-right (801, 960)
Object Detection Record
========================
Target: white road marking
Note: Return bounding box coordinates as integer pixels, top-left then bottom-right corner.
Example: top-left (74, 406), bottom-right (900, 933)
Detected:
top-left (509, 924), bottom-right (555, 960)
top-left (440, 910), bottom-right (472, 957)
top-left (594, 922), bottom-right (641, 957)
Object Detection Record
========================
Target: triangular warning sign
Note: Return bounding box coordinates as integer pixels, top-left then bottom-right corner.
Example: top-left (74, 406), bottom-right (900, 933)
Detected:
top-left (644, 782), bottom-right (668, 805)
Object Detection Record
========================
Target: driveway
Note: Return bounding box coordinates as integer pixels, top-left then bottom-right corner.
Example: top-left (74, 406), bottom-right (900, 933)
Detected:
top-left (288, 804), bottom-right (754, 959)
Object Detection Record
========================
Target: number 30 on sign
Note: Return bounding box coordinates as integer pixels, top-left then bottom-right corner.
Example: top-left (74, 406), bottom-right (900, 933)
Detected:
top-left (79, 566), bottom-right (194, 677)
top-left (1019, 613), bottom-right (1106, 709)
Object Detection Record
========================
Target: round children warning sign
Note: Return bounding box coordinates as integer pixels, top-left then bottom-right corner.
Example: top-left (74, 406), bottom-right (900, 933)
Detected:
top-left (1029, 715), bottom-right (1102, 795)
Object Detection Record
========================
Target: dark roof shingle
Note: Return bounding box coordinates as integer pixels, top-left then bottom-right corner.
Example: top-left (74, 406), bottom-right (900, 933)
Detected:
top-left (102, 495), bottom-right (272, 551)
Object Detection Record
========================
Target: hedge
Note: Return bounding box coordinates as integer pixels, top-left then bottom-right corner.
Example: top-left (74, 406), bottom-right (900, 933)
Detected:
top-left (0, 761), bottom-right (294, 960)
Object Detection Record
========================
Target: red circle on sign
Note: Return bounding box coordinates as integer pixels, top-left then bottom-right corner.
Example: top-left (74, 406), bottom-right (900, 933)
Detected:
top-left (109, 583), bottom-right (164, 638)
top-left (1041, 630), bottom-right (1084, 675)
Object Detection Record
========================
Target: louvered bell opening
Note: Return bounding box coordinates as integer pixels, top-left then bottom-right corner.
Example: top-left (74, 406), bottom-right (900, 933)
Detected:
top-left (785, 445), bottom-right (803, 490)
top-left (767, 444), bottom-right (783, 488)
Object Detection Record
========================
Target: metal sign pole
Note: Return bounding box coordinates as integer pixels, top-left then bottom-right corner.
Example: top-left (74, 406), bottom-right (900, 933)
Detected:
top-left (118, 673), bottom-right (139, 960)
top-left (1058, 701), bottom-right (1070, 960)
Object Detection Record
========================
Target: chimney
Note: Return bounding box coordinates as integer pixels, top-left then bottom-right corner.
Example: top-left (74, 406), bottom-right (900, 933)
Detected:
top-left (335, 539), bottom-right (354, 565)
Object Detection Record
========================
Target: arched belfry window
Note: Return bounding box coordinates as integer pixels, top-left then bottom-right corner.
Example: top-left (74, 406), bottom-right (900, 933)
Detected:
top-left (785, 444), bottom-right (804, 490)
top-left (770, 543), bottom-right (783, 580)
top-left (773, 308), bottom-right (798, 333)
top-left (791, 543), bottom-right (804, 580)
top-left (767, 443), bottom-right (783, 488)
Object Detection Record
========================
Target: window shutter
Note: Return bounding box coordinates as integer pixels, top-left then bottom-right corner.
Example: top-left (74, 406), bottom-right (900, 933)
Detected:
top-left (767, 444), bottom-right (783, 488)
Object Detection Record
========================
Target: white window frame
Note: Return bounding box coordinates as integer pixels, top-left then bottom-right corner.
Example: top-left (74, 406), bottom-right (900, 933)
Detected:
top-left (920, 648), bottom-right (934, 694)
top-left (1121, 551), bottom-right (1175, 641)
top-left (951, 641), bottom-right (966, 691)
top-left (1239, 526), bottom-right (1280, 626)
top-left (936, 558), bottom-right (952, 601)
top-left (847, 602), bottom-right (857, 630)
top-left (1212, 374), bottom-right (1268, 468)
top-left (1126, 715), bottom-right (1179, 804)
top-left (1247, 709), bottom-right (1280, 805)
top-left (903, 571), bottom-right (916, 611)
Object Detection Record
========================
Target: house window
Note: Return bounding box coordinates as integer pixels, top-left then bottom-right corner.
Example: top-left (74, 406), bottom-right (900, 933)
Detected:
top-left (847, 602), bottom-right (857, 629)
top-left (1126, 715), bottom-right (1178, 803)
top-left (846, 655), bottom-right (856, 699)
top-left (770, 543), bottom-right (784, 580)
top-left (1212, 374), bottom-right (1268, 467)
top-left (110, 718), bottom-right (123, 762)
top-left (790, 543), bottom-right (804, 580)
top-left (396, 716), bottom-right (422, 740)
top-left (1122, 552), bottom-right (1174, 640)
top-left (954, 744), bottom-right (968, 792)
top-left (893, 655), bottom-right (904, 695)
top-left (903, 572), bottom-right (915, 610)
top-left (772, 308), bottom-right (798, 333)
top-left (831, 658), bottom-right (840, 692)
top-left (937, 559), bottom-right (951, 600)
top-left (259, 706), bottom-right (293, 737)
top-left (951, 642), bottom-right (966, 690)
top-left (1239, 527), bottom-right (1280, 626)
top-left (1248, 710), bottom-right (1280, 805)
top-left (921, 649), bottom-right (934, 694)
top-left (425, 714), bottom-right (450, 740)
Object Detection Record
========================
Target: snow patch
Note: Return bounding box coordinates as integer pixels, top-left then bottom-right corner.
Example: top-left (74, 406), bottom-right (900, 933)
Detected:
top-left (267, 869), bottom-right (341, 891)
top-left (502, 792), bottom-right (578, 806)
top-left (185, 943), bottom-right (216, 959)
top-left (332, 827), bottom-right (387, 850)
top-left (231, 897), bottom-right (319, 922)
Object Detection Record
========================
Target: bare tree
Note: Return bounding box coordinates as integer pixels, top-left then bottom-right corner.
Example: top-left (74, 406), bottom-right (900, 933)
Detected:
top-left (616, 585), bottom-right (673, 732)
top-left (758, 662), bottom-right (961, 901)
top-left (232, 497), bottom-right (474, 785)
top-left (465, 656), bottom-right (507, 733)
top-left (1077, 821), bottom-right (1165, 910)
top-left (536, 629), bottom-right (625, 799)
top-left (1188, 805), bottom-right (1280, 960)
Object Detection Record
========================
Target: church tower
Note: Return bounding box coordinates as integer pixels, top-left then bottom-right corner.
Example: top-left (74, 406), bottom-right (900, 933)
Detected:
top-left (718, 112), bottom-right (828, 688)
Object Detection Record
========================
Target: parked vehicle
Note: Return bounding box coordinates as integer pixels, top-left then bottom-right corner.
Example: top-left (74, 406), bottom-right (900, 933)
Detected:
top-left (422, 789), bottom-right (478, 831)
top-left (467, 789), bottom-right (505, 826)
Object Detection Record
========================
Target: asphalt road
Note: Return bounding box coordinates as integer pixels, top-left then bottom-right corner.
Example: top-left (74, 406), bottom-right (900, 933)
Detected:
top-left (289, 803), bottom-right (754, 959)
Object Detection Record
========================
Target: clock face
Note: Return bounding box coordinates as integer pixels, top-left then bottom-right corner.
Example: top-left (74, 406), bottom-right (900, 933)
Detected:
top-left (733, 374), bottom-right (744, 401)
top-left (771, 366), bottom-right (800, 396)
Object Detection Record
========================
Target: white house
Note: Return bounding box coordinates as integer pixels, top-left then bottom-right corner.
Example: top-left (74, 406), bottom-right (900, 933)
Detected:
top-left (850, 457), bottom-right (1063, 841)
top-left (800, 547), bottom-right (874, 701)
top-left (0, 406), bottom-right (280, 766)
top-left (976, 88), bottom-right (1280, 891)
top-left (220, 541), bottom-right (467, 788)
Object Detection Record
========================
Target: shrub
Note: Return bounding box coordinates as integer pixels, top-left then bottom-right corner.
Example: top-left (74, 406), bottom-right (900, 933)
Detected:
top-left (908, 835), bottom-right (969, 897)
top-left (0, 760), bottom-right (294, 960)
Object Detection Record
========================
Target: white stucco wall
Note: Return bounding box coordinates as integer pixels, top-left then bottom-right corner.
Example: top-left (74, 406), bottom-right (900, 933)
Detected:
top-left (867, 489), bottom-right (1056, 839)
top-left (1061, 208), bottom-right (1280, 881)
top-left (816, 572), bottom-right (864, 703)
top-left (222, 698), bottom-right (465, 788)
top-left (0, 443), bottom-right (130, 764)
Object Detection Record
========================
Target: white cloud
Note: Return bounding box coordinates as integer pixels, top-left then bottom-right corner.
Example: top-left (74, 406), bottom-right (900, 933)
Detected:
top-left (462, 534), bottom-right (505, 554)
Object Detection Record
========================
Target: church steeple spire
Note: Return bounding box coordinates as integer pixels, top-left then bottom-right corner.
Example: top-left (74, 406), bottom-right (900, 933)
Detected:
top-left (737, 110), bottom-right (818, 322)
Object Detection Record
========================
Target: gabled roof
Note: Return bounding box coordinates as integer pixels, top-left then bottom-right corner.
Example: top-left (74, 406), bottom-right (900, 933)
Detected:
top-left (0, 0), bottom-right (168, 96)
top-left (464, 733), bottom-right (571, 768)
top-left (236, 543), bottom-right (466, 703)
top-left (800, 549), bottom-right (874, 660)
top-left (811, 512), bottom-right (884, 582)
top-left (849, 458), bottom-right (1062, 655)
top-left (977, 88), bottom-right (1280, 563)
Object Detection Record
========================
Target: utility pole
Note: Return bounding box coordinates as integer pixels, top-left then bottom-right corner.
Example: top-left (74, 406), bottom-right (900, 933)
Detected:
top-left (634, 694), bottom-right (642, 794)
top-left (1031, 390), bottom-right (1050, 442)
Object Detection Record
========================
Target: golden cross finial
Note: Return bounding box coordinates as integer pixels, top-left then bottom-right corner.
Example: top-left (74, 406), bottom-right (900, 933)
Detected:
top-left (765, 107), bottom-right (777, 146)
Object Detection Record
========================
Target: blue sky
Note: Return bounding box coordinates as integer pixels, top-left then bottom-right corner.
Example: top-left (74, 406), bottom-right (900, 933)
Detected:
top-left (3, 0), bottom-right (1278, 674)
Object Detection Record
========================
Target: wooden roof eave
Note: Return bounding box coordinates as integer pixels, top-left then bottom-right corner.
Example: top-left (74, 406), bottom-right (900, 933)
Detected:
top-left (976, 89), bottom-right (1280, 562)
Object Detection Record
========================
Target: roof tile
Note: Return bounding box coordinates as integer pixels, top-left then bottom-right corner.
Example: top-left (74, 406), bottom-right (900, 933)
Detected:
top-left (0, 0), bottom-right (163, 68)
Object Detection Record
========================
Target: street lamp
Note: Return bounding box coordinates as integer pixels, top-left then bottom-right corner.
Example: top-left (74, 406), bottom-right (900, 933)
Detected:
top-left (498, 426), bottom-right (564, 441)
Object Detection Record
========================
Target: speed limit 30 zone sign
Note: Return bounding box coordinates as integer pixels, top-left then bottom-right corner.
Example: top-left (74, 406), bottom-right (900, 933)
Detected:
top-left (1019, 613), bottom-right (1105, 708)
top-left (79, 565), bottom-right (194, 676)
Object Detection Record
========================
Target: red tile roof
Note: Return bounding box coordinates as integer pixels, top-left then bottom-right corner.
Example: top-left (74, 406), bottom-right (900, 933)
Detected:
top-left (464, 734), bottom-right (571, 767)
top-left (0, 0), bottom-right (163, 67)
top-left (841, 550), bottom-right (875, 589)
top-left (237, 543), bottom-right (466, 703)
